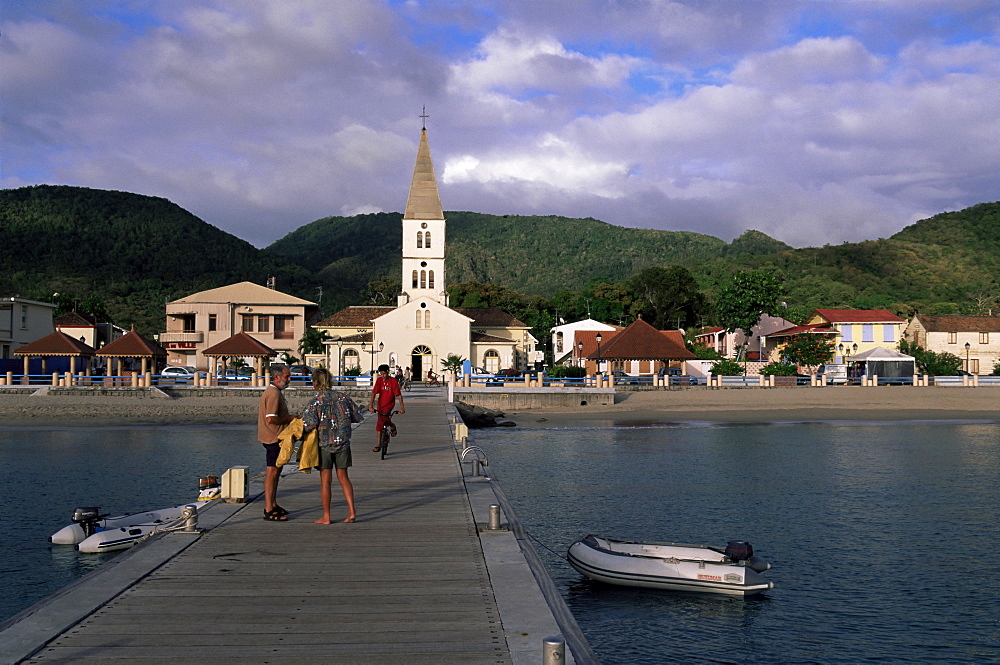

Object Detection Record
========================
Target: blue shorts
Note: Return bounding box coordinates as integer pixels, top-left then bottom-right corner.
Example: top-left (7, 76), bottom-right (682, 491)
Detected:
top-left (262, 442), bottom-right (281, 467)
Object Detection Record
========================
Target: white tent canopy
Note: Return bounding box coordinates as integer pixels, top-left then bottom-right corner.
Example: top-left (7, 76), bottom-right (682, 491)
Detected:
top-left (848, 346), bottom-right (914, 361)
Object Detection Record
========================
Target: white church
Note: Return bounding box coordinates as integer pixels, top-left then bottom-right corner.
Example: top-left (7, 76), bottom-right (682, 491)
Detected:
top-left (315, 127), bottom-right (538, 379)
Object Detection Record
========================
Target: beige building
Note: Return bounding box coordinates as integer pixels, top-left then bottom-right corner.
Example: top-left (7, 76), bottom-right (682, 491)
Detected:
top-left (161, 282), bottom-right (318, 370)
top-left (0, 296), bottom-right (56, 361)
top-left (316, 126), bottom-right (536, 378)
top-left (905, 314), bottom-right (1000, 375)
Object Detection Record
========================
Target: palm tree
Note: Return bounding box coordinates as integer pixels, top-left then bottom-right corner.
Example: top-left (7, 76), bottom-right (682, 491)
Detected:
top-left (440, 353), bottom-right (466, 378)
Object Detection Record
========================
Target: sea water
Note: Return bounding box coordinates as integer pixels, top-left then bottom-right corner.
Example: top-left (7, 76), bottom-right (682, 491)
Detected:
top-left (0, 425), bottom-right (259, 624)
top-left (472, 419), bottom-right (1000, 664)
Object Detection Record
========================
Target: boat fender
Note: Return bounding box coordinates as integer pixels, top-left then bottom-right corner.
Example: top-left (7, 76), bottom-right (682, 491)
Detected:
top-left (724, 540), bottom-right (754, 562)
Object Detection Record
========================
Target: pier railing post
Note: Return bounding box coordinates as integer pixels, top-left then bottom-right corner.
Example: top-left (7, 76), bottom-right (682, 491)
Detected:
top-left (543, 635), bottom-right (566, 665)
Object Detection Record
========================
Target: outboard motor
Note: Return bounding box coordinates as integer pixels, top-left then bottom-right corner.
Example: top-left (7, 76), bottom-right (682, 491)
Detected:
top-left (199, 475), bottom-right (220, 491)
top-left (71, 506), bottom-right (108, 538)
top-left (724, 540), bottom-right (754, 562)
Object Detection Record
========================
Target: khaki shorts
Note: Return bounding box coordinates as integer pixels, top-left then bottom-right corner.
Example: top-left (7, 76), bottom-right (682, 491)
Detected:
top-left (317, 447), bottom-right (352, 470)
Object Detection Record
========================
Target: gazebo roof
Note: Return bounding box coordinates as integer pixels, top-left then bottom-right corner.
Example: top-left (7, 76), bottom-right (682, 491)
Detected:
top-left (14, 331), bottom-right (96, 357)
top-left (587, 319), bottom-right (696, 360)
top-left (96, 330), bottom-right (167, 358)
top-left (203, 332), bottom-right (277, 357)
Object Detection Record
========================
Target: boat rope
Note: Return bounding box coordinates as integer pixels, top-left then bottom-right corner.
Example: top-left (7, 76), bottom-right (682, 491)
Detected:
top-left (525, 529), bottom-right (568, 562)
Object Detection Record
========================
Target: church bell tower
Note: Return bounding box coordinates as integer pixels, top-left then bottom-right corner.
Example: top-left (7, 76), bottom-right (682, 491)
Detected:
top-left (399, 121), bottom-right (448, 307)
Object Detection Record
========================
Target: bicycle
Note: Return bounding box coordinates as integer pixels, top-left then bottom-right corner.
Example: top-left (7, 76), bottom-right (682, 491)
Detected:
top-left (374, 410), bottom-right (398, 460)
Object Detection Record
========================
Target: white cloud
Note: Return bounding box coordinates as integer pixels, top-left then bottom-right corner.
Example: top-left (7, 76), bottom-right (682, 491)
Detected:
top-left (2, 0), bottom-right (998, 250)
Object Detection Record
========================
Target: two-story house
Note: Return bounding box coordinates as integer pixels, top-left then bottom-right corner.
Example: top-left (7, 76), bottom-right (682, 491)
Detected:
top-left (904, 315), bottom-right (1000, 375)
top-left (806, 309), bottom-right (906, 357)
top-left (0, 297), bottom-right (56, 370)
top-left (161, 282), bottom-right (318, 370)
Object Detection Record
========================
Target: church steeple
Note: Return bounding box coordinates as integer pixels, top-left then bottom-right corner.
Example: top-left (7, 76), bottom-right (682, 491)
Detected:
top-left (399, 123), bottom-right (447, 306)
top-left (403, 129), bottom-right (444, 221)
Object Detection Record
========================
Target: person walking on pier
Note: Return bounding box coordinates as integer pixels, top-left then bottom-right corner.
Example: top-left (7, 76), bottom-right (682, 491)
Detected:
top-left (258, 364), bottom-right (292, 521)
top-left (369, 363), bottom-right (405, 453)
top-left (302, 367), bottom-right (363, 524)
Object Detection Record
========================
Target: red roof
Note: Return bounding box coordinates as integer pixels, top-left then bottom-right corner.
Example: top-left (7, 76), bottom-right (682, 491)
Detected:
top-left (316, 306), bottom-right (394, 327)
top-left (812, 309), bottom-right (904, 324)
top-left (96, 330), bottom-right (166, 358)
top-left (768, 323), bottom-right (837, 337)
top-left (587, 319), bottom-right (696, 360)
top-left (14, 331), bottom-right (96, 356)
top-left (694, 326), bottom-right (723, 339)
top-left (202, 331), bottom-right (277, 357)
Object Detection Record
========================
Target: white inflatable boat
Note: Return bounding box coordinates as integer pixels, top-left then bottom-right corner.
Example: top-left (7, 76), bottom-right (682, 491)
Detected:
top-left (51, 476), bottom-right (222, 552)
top-left (567, 535), bottom-right (774, 597)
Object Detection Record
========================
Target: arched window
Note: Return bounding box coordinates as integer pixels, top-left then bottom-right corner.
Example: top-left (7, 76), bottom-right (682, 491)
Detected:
top-left (412, 270), bottom-right (418, 288)
top-left (428, 270), bottom-right (434, 289)
top-left (420, 270), bottom-right (426, 288)
top-left (484, 349), bottom-right (501, 373)
top-left (425, 231), bottom-right (431, 248)
top-left (343, 349), bottom-right (360, 370)
top-left (416, 232), bottom-right (423, 248)
top-left (556, 331), bottom-right (564, 353)
top-left (424, 310), bottom-right (431, 328)
top-left (415, 310), bottom-right (422, 329)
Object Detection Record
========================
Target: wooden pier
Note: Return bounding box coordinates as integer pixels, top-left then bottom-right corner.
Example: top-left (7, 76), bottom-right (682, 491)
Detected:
top-left (3, 390), bottom-right (587, 664)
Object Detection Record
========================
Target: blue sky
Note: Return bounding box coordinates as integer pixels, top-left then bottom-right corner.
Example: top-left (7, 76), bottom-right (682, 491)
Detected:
top-left (2, 0), bottom-right (998, 248)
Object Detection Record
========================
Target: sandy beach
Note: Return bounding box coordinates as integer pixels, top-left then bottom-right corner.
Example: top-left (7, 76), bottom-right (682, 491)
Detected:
top-left (506, 385), bottom-right (1000, 427)
top-left (0, 386), bottom-right (997, 427)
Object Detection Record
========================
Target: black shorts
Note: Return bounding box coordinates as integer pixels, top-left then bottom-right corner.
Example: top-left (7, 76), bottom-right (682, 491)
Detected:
top-left (262, 442), bottom-right (281, 467)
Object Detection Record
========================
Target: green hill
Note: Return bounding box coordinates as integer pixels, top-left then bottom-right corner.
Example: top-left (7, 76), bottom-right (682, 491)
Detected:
top-left (3, 184), bottom-right (997, 337)
top-left (0, 185), bottom-right (314, 333)
top-left (265, 210), bottom-right (791, 297)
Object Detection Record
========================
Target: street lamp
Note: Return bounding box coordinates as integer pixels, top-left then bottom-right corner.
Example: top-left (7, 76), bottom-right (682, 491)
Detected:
top-left (361, 340), bottom-right (384, 375)
top-left (577, 341), bottom-right (584, 368)
top-left (595, 332), bottom-right (603, 374)
top-left (965, 341), bottom-right (971, 372)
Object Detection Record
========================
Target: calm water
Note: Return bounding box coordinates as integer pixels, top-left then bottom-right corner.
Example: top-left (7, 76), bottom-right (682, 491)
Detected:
top-left (0, 425), bottom-right (259, 624)
top-left (472, 420), bottom-right (1000, 664)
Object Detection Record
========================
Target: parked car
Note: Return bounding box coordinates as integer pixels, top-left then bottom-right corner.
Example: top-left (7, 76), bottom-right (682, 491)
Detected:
top-left (160, 366), bottom-right (198, 383)
top-left (611, 370), bottom-right (641, 385)
top-left (216, 368), bottom-right (252, 382)
top-left (288, 365), bottom-right (313, 379)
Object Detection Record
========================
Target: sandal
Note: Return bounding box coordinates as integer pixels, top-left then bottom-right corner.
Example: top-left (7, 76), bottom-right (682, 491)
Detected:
top-left (263, 509), bottom-right (288, 521)
top-left (389, 425), bottom-right (397, 437)
top-left (272, 505), bottom-right (289, 517)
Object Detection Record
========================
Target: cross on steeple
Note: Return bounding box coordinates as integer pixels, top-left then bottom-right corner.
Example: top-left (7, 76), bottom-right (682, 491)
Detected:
top-left (420, 106), bottom-right (429, 130)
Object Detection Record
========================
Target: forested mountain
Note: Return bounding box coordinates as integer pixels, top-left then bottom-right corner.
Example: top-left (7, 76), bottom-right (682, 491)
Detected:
top-left (689, 202), bottom-right (1000, 318)
top-left (265, 210), bottom-right (792, 298)
top-left (0, 185), bottom-right (315, 333)
top-left (3, 184), bottom-right (998, 338)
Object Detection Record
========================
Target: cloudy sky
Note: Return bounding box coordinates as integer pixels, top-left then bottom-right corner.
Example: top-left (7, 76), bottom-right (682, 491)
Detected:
top-left (3, 1), bottom-right (998, 249)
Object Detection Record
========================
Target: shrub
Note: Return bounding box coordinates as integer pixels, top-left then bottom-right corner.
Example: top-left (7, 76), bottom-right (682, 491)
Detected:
top-left (759, 362), bottom-right (799, 376)
top-left (710, 359), bottom-right (745, 376)
top-left (994, 362), bottom-right (1000, 376)
top-left (548, 365), bottom-right (587, 378)
top-left (344, 366), bottom-right (362, 377)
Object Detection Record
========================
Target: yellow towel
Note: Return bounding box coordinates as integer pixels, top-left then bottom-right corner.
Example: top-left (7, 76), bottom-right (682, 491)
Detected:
top-left (275, 418), bottom-right (303, 468)
top-left (296, 430), bottom-right (319, 474)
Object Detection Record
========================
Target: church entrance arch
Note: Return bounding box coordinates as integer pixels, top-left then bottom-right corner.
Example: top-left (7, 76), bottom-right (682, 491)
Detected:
top-left (411, 345), bottom-right (432, 381)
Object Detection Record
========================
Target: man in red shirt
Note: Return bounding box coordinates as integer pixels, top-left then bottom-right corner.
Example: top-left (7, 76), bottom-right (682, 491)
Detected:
top-left (368, 364), bottom-right (404, 452)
